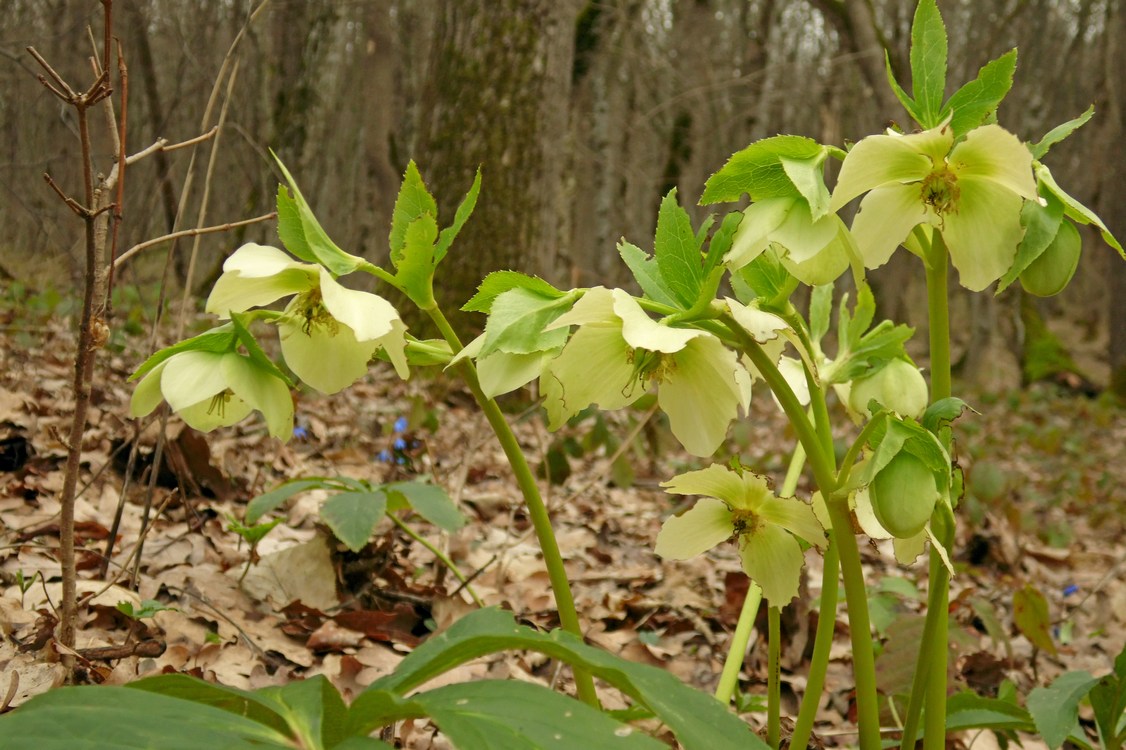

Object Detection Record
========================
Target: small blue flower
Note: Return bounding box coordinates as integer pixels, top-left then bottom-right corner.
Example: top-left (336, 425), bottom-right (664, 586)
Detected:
top-left (393, 416), bottom-right (409, 433)
top-left (395, 456), bottom-right (408, 466)
top-left (1062, 584), bottom-right (1079, 597)
top-left (392, 437), bottom-right (407, 451)
top-left (292, 425), bottom-right (309, 439)
top-left (377, 449), bottom-right (392, 463)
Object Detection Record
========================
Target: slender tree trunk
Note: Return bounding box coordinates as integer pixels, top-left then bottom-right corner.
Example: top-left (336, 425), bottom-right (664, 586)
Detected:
top-left (1104, 0), bottom-right (1126, 398)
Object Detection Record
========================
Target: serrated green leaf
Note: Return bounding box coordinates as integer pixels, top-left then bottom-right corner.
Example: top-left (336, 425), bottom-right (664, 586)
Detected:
top-left (394, 213), bottom-right (440, 304)
top-left (618, 241), bottom-right (677, 306)
top-left (884, 50), bottom-right (924, 124)
top-left (845, 283), bottom-right (877, 349)
top-left (276, 184), bottom-right (316, 263)
top-left (1031, 106), bottom-right (1095, 160)
top-left (910, 0), bottom-right (948, 127)
top-left (385, 481), bottom-right (465, 532)
top-left (809, 283), bottom-right (833, 344)
top-left (130, 325), bottom-right (237, 381)
top-left (390, 161), bottom-right (438, 264)
top-left (701, 135), bottom-right (824, 205)
top-left (321, 490), bottom-right (388, 552)
top-left (998, 189), bottom-right (1066, 292)
top-left (702, 211), bottom-right (743, 278)
top-left (350, 608), bottom-right (766, 750)
top-left (462, 271), bottom-right (565, 314)
top-left (434, 167), bottom-right (482, 262)
top-left (921, 397), bottom-right (972, 434)
top-left (272, 154), bottom-right (363, 277)
top-left (246, 478), bottom-right (338, 524)
top-left (0, 684), bottom-right (295, 749)
top-left (1089, 644), bottom-right (1126, 747)
top-left (1013, 584), bottom-right (1057, 655)
top-left (479, 288), bottom-right (573, 357)
top-left (654, 189), bottom-right (704, 307)
top-left (1027, 671), bottom-right (1100, 750)
top-left (415, 680), bottom-right (667, 750)
top-left (943, 49), bottom-right (1017, 138)
top-left (780, 154), bottom-right (831, 221)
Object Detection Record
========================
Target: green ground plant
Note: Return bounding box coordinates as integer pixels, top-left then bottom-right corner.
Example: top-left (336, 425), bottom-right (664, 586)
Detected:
top-left (3, 1), bottom-right (1123, 748)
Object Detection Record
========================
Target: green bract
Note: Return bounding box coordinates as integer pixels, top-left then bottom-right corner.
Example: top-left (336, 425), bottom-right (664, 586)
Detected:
top-left (206, 243), bottom-right (408, 393)
top-left (540, 287), bottom-right (750, 457)
top-left (130, 348), bottom-right (293, 441)
top-left (655, 465), bottom-right (825, 605)
top-left (831, 122), bottom-right (1038, 291)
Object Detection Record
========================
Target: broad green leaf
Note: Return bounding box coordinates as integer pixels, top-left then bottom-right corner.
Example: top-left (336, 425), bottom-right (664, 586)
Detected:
top-left (884, 50), bottom-right (924, 124)
top-left (434, 167), bottom-right (482, 262)
top-left (394, 213), bottom-right (440, 305)
top-left (780, 155), bottom-right (831, 221)
top-left (1089, 642), bottom-right (1126, 747)
top-left (386, 481), bottom-right (466, 532)
top-left (321, 490), bottom-right (388, 552)
top-left (230, 312), bottom-right (293, 386)
top-left (654, 189), bottom-right (704, 308)
top-left (416, 681), bottom-right (666, 750)
top-left (479, 287), bottom-right (573, 357)
top-left (1027, 671), bottom-right (1100, 750)
top-left (255, 676), bottom-right (350, 750)
top-left (808, 283), bottom-right (833, 344)
top-left (276, 184), bottom-right (317, 263)
top-left (130, 325), bottom-right (236, 381)
top-left (273, 155), bottom-right (363, 277)
top-left (1013, 583), bottom-right (1057, 655)
top-left (946, 690), bottom-right (1034, 733)
top-left (128, 674), bottom-right (291, 734)
top-left (246, 478), bottom-right (338, 523)
top-left (462, 270), bottom-right (565, 314)
top-left (349, 608), bottom-right (765, 750)
top-left (701, 135), bottom-right (823, 205)
top-left (943, 49), bottom-right (1017, 138)
top-left (390, 161), bottom-right (438, 263)
top-left (0, 684), bottom-right (295, 749)
top-left (998, 188), bottom-right (1065, 292)
top-left (1031, 106), bottom-right (1094, 160)
top-left (618, 240), bottom-right (677, 307)
top-left (910, 0), bottom-right (947, 126)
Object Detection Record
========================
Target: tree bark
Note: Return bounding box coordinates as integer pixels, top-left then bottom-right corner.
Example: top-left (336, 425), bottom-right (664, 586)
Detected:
top-left (1104, 0), bottom-right (1126, 398)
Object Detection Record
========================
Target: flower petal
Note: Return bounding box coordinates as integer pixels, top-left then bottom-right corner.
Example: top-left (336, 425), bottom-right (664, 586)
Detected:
top-left (478, 349), bottom-right (557, 399)
top-left (222, 243), bottom-right (311, 277)
top-left (659, 337), bottom-right (745, 456)
top-left (206, 267), bottom-right (316, 317)
top-left (725, 198), bottom-right (792, 270)
top-left (654, 498), bottom-right (734, 560)
top-left (755, 496), bottom-right (826, 548)
top-left (849, 184), bottom-right (930, 269)
top-left (221, 353), bottom-right (294, 440)
top-left (380, 319), bottom-right (410, 380)
top-left (950, 125), bottom-right (1037, 200)
top-left (545, 286), bottom-right (614, 330)
top-left (941, 176), bottom-right (1026, 291)
top-left (540, 324), bottom-right (639, 429)
top-left (280, 317), bottom-right (378, 394)
top-left (160, 351), bottom-right (231, 410)
top-left (779, 236), bottom-right (849, 285)
top-left (771, 200), bottom-right (838, 264)
top-left (661, 464), bottom-right (750, 504)
top-left (739, 523), bottom-right (806, 605)
top-left (830, 131), bottom-right (940, 211)
top-left (176, 393), bottom-right (253, 432)
top-left (129, 362), bottom-right (168, 418)
top-left (724, 298), bottom-right (789, 344)
top-left (318, 268), bottom-right (398, 341)
top-left (613, 289), bottom-right (701, 353)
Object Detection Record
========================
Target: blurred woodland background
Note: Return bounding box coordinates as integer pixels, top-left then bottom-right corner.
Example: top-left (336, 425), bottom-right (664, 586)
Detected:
top-left (1, 0), bottom-right (1123, 393)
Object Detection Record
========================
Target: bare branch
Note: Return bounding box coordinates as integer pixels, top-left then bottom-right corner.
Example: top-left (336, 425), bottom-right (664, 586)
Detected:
top-left (125, 127), bottom-right (218, 165)
top-left (114, 212), bottom-right (277, 268)
top-left (43, 173), bottom-right (89, 217)
top-left (26, 46), bottom-right (78, 99)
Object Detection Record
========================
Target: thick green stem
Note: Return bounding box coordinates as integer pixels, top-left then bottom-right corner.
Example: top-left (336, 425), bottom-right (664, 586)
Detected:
top-left (825, 499), bottom-right (882, 750)
top-left (767, 606), bottom-right (782, 749)
top-left (424, 304), bottom-right (599, 708)
top-left (715, 583), bottom-right (763, 705)
top-left (789, 542), bottom-right (841, 750)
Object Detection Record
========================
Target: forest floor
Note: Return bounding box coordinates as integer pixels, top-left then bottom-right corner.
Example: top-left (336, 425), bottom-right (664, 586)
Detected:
top-left (1, 303), bottom-right (1124, 748)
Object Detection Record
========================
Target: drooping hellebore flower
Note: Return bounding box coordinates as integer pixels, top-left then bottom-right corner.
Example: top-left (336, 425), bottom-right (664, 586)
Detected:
top-left (130, 348), bottom-right (294, 440)
top-left (540, 287), bottom-right (750, 457)
top-left (726, 197), bottom-right (853, 285)
top-left (206, 243), bottom-right (408, 393)
top-left (655, 464), bottom-right (826, 605)
top-left (830, 123), bottom-right (1039, 291)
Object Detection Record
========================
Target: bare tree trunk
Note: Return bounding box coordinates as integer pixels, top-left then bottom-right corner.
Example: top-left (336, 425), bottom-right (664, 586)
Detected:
top-left (1104, 0), bottom-right (1126, 398)
top-left (415, 0), bottom-right (579, 326)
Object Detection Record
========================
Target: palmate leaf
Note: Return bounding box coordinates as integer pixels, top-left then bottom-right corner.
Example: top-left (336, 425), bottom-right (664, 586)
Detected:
top-left (462, 270), bottom-right (565, 314)
top-left (320, 490), bottom-right (388, 552)
top-left (619, 240), bottom-right (678, 307)
top-left (349, 607), bottom-right (766, 750)
top-left (701, 135), bottom-right (823, 205)
top-left (389, 160), bottom-right (438, 264)
top-left (1027, 672), bottom-right (1100, 750)
top-left (479, 287), bottom-right (572, 357)
top-left (434, 167), bottom-right (482, 262)
top-left (245, 477), bottom-right (344, 523)
top-left (385, 481), bottom-right (466, 532)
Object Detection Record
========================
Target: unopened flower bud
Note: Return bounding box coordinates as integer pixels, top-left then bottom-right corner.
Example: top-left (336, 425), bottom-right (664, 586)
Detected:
top-left (849, 359), bottom-right (928, 419)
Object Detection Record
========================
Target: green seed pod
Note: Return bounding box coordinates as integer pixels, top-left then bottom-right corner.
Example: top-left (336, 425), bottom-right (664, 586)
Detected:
top-left (848, 359), bottom-right (929, 419)
top-left (1020, 219), bottom-right (1081, 297)
top-left (870, 451), bottom-right (938, 538)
